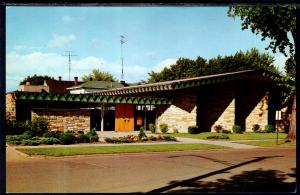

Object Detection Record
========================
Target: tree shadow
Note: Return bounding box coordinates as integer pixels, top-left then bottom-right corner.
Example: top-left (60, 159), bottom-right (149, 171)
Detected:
top-left (148, 156), bottom-right (296, 193)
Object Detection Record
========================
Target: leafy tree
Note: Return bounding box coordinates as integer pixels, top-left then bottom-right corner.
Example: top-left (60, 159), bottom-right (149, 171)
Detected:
top-left (147, 48), bottom-right (279, 83)
top-left (228, 5), bottom-right (296, 139)
top-left (82, 69), bottom-right (117, 82)
top-left (20, 75), bottom-right (54, 85)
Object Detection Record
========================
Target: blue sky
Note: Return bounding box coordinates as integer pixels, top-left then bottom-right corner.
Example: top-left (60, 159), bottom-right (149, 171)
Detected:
top-left (6, 6), bottom-right (289, 92)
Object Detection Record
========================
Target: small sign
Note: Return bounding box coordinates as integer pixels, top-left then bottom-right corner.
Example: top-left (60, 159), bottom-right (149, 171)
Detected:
top-left (276, 111), bottom-right (282, 120)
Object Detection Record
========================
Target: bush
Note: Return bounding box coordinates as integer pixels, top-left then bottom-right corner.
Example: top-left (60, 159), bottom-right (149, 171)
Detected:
top-left (206, 134), bottom-right (230, 140)
top-left (21, 131), bottom-right (34, 139)
top-left (90, 128), bottom-right (97, 135)
top-left (162, 135), bottom-right (177, 141)
top-left (232, 125), bottom-right (242, 134)
top-left (252, 124), bottom-right (260, 132)
top-left (214, 125), bottom-right (223, 133)
top-left (21, 139), bottom-right (41, 146)
top-left (40, 137), bottom-right (60, 145)
top-left (104, 137), bottom-right (120, 143)
top-left (76, 134), bottom-right (90, 143)
top-left (149, 123), bottom-right (156, 133)
top-left (5, 120), bottom-right (32, 135)
top-left (264, 125), bottom-right (275, 133)
top-left (59, 132), bottom-right (77, 145)
top-left (160, 123), bottom-right (168, 134)
top-left (221, 130), bottom-right (232, 134)
top-left (6, 135), bottom-right (23, 142)
top-left (138, 127), bottom-right (146, 140)
top-left (149, 135), bottom-right (157, 141)
top-left (86, 133), bottom-right (99, 143)
top-left (188, 126), bottom-right (200, 134)
top-left (31, 117), bottom-right (49, 136)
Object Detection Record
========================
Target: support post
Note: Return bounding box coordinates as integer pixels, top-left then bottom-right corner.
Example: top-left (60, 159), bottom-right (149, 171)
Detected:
top-left (101, 105), bottom-right (104, 132)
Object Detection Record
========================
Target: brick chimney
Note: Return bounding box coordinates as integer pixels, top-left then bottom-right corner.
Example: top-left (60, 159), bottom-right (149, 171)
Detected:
top-left (26, 81), bottom-right (30, 85)
top-left (74, 76), bottom-right (78, 86)
top-left (58, 76), bottom-right (62, 81)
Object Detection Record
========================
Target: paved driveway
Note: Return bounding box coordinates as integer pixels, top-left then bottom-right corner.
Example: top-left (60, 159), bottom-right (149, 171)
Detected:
top-left (6, 146), bottom-right (296, 193)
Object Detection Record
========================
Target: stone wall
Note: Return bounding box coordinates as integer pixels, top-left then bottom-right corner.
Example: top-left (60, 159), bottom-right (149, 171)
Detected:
top-left (197, 83), bottom-right (236, 132)
top-left (32, 109), bottom-right (90, 133)
top-left (6, 93), bottom-right (16, 120)
top-left (156, 92), bottom-right (197, 133)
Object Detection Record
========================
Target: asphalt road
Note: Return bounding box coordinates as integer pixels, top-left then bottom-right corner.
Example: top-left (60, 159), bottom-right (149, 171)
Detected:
top-left (6, 147), bottom-right (296, 193)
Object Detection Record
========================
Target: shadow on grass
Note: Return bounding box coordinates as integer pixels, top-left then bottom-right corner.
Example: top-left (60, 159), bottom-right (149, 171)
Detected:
top-left (148, 155), bottom-right (296, 193)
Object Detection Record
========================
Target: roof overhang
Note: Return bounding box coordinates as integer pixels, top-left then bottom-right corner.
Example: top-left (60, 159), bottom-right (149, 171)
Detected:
top-left (14, 91), bottom-right (173, 105)
top-left (92, 70), bottom-right (280, 96)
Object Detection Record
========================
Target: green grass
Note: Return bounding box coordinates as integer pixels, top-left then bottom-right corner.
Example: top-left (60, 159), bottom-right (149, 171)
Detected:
top-left (17, 143), bottom-right (226, 157)
top-left (166, 132), bottom-right (287, 140)
top-left (234, 140), bottom-right (296, 147)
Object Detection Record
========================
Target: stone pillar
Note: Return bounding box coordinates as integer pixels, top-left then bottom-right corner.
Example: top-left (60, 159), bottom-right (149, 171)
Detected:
top-left (6, 93), bottom-right (16, 120)
top-left (101, 105), bottom-right (104, 132)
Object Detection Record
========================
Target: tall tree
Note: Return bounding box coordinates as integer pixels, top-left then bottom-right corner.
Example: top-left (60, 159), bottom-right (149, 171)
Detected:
top-left (147, 48), bottom-right (278, 83)
top-left (82, 69), bottom-right (117, 82)
top-left (228, 5), bottom-right (296, 139)
top-left (20, 75), bottom-right (54, 85)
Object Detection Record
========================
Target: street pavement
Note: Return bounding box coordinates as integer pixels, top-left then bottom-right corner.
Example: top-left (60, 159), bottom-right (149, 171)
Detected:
top-left (6, 145), bottom-right (296, 193)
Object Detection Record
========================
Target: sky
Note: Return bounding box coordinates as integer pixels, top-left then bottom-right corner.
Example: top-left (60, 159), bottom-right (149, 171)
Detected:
top-left (6, 6), bottom-right (289, 92)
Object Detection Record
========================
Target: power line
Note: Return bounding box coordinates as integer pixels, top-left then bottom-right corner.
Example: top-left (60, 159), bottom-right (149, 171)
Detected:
top-left (62, 51), bottom-right (77, 80)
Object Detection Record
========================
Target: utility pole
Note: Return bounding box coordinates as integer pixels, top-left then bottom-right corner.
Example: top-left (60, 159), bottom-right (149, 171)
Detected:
top-left (120, 35), bottom-right (125, 82)
top-left (62, 51), bottom-right (77, 80)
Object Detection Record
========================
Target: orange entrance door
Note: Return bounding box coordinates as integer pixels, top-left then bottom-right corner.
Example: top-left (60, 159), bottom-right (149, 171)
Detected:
top-left (115, 104), bottom-right (135, 131)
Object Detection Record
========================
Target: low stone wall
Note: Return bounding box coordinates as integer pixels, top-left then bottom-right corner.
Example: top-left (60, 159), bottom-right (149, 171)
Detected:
top-left (31, 109), bottom-right (90, 133)
top-left (6, 93), bottom-right (16, 120)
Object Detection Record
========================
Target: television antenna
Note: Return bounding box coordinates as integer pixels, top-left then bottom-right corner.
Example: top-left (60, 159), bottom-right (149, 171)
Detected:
top-left (120, 35), bottom-right (125, 82)
top-left (62, 51), bottom-right (77, 80)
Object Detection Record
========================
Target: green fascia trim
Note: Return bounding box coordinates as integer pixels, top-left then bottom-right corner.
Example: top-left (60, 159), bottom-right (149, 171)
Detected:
top-left (19, 94), bottom-right (28, 100)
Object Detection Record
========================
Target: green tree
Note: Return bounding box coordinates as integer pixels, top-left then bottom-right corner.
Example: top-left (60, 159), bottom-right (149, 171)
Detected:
top-left (82, 69), bottom-right (117, 82)
top-left (228, 5), bottom-right (296, 139)
top-left (147, 48), bottom-right (278, 83)
top-left (20, 75), bottom-right (54, 85)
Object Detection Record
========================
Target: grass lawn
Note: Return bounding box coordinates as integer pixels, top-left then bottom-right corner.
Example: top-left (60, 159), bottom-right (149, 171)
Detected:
top-left (17, 143), bottom-right (227, 157)
top-left (166, 132), bottom-right (287, 140)
top-left (234, 140), bottom-right (296, 147)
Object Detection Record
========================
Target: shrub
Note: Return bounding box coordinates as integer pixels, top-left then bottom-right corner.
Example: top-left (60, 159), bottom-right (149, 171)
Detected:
top-left (160, 123), bottom-right (168, 134)
top-left (162, 135), bottom-right (177, 141)
top-left (21, 131), bottom-right (34, 139)
top-left (138, 127), bottom-right (146, 140)
top-left (252, 124), bottom-right (260, 132)
top-left (59, 132), bottom-right (77, 145)
top-left (104, 137), bottom-right (120, 143)
top-left (87, 133), bottom-right (99, 143)
top-left (31, 117), bottom-right (49, 136)
top-left (76, 134), bottom-right (90, 143)
top-left (206, 134), bottom-right (229, 139)
top-left (42, 131), bottom-right (53, 138)
top-left (21, 139), bottom-right (41, 146)
top-left (149, 135), bottom-right (157, 141)
top-left (6, 135), bottom-right (23, 142)
top-left (264, 125), bottom-right (275, 133)
top-left (5, 120), bottom-right (32, 135)
top-left (188, 126), bottom-right (200, 134)
top-left (232, 125), bottom-right (242, 134)
top-left (149, 123), bottom-right (156, 133)
top-left (221, 130), bottom-right (232, 134)
top-left (40, 137), bottom-right (60, 145)
top-left (119, 136), bottom-right (135, 143)
top-left (214, 125), bottom-right (223, 133)
top-left (90, 128), bottom-right (97, 135)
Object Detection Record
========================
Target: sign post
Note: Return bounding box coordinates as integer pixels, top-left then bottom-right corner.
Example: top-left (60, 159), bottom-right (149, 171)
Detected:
top-left (275, 111), bottom-right (282, 145)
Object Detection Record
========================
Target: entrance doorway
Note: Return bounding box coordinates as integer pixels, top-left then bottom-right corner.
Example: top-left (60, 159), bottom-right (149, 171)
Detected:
top-left (134, 105), bottom-right (156, 131)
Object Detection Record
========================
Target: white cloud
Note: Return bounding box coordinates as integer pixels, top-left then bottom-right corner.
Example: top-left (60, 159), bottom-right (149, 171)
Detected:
top-left (13, 45), bottom-right (42, 51)
top-left (152, 58), bottom-right (177, 72)
top-left (273, 54), bottom-right (288, 72)
top-left (62, 15), bottom-right (74, 23)
top-left (47, 34), bottom-right (76, 48)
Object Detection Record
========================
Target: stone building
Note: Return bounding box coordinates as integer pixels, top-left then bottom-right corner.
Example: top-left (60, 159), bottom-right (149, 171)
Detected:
top-left (6, 70), bottom-right (282, 133)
